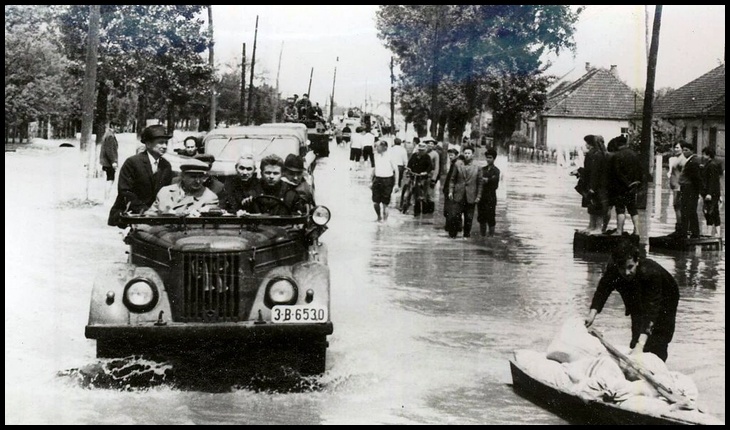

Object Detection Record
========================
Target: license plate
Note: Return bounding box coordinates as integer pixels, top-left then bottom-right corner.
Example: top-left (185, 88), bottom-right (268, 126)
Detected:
top-left (272, 305), bottom-right (328, 324)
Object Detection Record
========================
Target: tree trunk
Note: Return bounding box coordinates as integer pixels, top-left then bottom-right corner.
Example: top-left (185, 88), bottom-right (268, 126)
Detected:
top-left (136, 90), bottom-right (146, 139)
top-left (208, 5), bottom-right (216, 131)
top-left (94, 80), bottom-right (108, 144)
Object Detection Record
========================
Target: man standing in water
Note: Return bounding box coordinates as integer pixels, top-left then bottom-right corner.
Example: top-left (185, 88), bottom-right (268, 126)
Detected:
top-left (475, 147), bottom-right (501, 237)
top-left (584, 240), bottom-right (679, 362)
top-left (370, 140), bottom-right (399, 222)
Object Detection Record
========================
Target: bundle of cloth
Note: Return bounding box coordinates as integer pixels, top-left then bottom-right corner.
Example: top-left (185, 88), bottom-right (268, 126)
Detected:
top-left (514, 318), bottom-right (702, 418)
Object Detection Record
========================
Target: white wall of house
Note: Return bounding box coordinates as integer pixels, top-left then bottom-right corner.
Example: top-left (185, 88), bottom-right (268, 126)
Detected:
top-left (544, 117), bottom-right (628, 152)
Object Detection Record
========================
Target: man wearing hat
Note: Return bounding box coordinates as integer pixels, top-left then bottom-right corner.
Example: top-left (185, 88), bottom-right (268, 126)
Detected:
top-left (475, 147), bottom-right (501, 237)
top-left (282, 153), bottom-right (315, 207)
top-left (194, 153), bottom-right (225, 197)
top-left (145, 158), bottom-right (219, 215)
top-left (107, 124), bottom-right (175, 226)
top-left (404, 140), bottom-right (433, 216)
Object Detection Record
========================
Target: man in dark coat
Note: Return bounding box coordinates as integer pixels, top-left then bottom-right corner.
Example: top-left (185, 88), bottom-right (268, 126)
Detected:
top-left (107, 124), bottom-right (174, 227)
top-left (675, 142), bottom-right (704, 238)
top-left (585, 240), bottom-right (680, 362)
top-left (475, 147), bottom-right (501, 237)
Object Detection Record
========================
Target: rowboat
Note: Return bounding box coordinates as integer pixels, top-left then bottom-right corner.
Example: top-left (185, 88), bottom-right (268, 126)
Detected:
top-left (509, 353), bottom-right (724, 425)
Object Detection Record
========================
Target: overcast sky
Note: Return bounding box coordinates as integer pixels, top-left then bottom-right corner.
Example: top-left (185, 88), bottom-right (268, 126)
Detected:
top-left (211, 5), bottom-right (725, 115)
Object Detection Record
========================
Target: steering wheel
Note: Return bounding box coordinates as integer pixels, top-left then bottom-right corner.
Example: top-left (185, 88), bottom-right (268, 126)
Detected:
top-left (251, 195), bottom-right (293, 216)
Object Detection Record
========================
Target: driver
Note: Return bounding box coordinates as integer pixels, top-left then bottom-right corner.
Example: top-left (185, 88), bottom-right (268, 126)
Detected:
top-left (145, 158), bottom-right (220, 216)
top-left (251, 154), bottom-right (306, 215)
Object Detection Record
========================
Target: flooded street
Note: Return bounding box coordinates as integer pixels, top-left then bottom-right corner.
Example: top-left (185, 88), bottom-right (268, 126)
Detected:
top-left (5, 140), bottom-right (724, 424)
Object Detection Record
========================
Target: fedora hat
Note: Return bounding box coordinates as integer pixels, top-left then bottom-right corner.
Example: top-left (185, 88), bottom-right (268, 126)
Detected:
top-left (141, 124), bottom-right (173, 143)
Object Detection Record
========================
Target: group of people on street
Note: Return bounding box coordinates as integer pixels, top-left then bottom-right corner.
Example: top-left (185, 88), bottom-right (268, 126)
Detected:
top-left (107, 124), bottom-right (314, 227)
top-left (359, 134), bottom-right (502, 238)
top-left (667, 141), bottom-right (724, 239)
top-left (574, 134), bottom-right (643, 237)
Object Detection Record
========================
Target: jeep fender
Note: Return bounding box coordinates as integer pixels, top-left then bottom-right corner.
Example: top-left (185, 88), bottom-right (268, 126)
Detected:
top-left (87, 263), bottom-right (172, 326)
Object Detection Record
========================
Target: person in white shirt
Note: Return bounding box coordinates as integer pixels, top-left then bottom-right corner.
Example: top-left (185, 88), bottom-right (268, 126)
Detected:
top-left (389, 138), bottom-right (409, 187)
top-left (350, 126), bottom-right (364, 170)
top-left (371, 140), bottom-right (400, 222)
top-left (362, 128), bottom-right (377, 169)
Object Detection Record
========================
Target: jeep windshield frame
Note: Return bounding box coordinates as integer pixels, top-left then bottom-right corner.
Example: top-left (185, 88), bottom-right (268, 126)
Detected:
top-left (121, 212), bottom-right (309, 227)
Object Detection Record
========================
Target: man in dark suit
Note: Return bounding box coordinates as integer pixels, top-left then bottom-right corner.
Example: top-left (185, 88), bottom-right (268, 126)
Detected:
top-left (675, 141), bottom-right (704, 238)
top-left (107, 124), bottom-right (174, 227)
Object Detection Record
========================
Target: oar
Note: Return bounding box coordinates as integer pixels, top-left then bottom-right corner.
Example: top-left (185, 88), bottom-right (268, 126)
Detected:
top-left (587, 327), bottom-right (694, 407)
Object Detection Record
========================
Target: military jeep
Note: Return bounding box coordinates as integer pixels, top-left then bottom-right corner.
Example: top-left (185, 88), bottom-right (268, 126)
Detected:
top-left (85, 205), bottom-right (333, 376)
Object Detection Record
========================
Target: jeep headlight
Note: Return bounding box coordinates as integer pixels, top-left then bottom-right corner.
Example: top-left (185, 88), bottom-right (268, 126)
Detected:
top-left (311, 205), bottom-right (331, 226)
top-left (265, 277), bottom-right (298, 307)
top-left (123, 278), bottom-right (159, 313)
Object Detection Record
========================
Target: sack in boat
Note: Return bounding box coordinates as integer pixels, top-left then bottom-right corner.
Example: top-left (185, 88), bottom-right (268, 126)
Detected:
top-left (513, 349), bottom-right (572, 390)
top-left (546, 318), bottom-right (606, 363)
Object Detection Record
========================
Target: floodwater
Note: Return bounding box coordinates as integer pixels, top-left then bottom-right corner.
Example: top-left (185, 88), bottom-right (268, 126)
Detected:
top-left (5, 140), bottom-right (724, 424)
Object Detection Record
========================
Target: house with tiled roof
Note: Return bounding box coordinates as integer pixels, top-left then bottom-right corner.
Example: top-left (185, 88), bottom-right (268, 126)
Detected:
top-left (654, 64), bottom-right (725, 156)
top-left (534, 64), bottom-right (643, 152)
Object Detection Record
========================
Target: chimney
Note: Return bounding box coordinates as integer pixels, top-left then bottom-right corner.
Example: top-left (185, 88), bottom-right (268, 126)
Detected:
top-left (585, 62), bottom-right (592, 72)
top-left (610, 65), bottom-right (618, 77)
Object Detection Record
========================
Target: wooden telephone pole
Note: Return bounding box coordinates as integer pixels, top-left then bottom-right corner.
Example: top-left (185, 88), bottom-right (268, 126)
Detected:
top-left (329, 57), bottom-right (338, 122)
top-left (272, 41), bottom-right (284, 123)
top-left (307, 67), bottom-right (314, 97)
top-left (641, 6), bottom-right (662, 180)
top-left (240, 43), bottom-right (246, 125)
top-left (246, 15), bottom-right (259, 125)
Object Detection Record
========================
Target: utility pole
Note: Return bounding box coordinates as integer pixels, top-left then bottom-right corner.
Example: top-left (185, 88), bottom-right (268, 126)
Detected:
top-left (641, 5), bottom-right (662, 203)
top-left (307, 67), bottom-right (314, 97)
top-left (240, 43), bottom-right (246, 125)
top-left (390, 56), bottom-right (395, 135)
top-left (329, 57), bottom-right (338, 122)
top-left (272, 41), bottom-right (284, 123)
top-left (247, 15), bottom-right (259, 125)
top-left (81, 5), bottom-right (100, 200)
top-left (644, 5), bottom-right (655, 178)
top-left (208, 5), bottom-right (216, 131)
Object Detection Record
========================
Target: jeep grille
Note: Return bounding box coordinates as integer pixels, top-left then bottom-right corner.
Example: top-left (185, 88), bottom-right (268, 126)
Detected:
top-left (181, 252), bottom-right (242, 322)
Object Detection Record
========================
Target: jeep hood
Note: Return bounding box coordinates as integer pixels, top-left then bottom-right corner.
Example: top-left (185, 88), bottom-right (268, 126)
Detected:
top-left (133, 225), bottom-right (293, 252)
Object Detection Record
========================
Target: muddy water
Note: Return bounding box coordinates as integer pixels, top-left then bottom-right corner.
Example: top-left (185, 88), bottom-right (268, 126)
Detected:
top-left (5, 142), bottom-right (724, 424)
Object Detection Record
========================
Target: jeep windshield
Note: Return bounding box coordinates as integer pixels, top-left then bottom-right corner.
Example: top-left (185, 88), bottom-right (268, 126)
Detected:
top-left (206, 136), bottom-right (300, 163)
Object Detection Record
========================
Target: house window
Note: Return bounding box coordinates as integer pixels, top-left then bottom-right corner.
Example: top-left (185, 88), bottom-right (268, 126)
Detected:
top-left (691, 127), bottom-right (698, 146)
top-left (620, 127), bottom-right (628, 136)
top-left (709, 127), bottom-right (717, 150)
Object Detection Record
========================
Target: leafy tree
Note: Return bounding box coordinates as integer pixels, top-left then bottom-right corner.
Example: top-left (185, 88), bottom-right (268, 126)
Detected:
top-left (5, 5), bottom-right (79, 141)
top-left (376, 5), bottom-right (581, 145)
top-left (58, 5), bottom-right (213, 138)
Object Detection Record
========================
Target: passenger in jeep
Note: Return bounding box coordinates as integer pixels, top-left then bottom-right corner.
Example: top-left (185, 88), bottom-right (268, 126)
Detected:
top-left (222, 154), bottom-right (262, 213)
top-left (252, 154), bottom-right (307, 215)
top-left (144, 158), bottom-right (219, 215)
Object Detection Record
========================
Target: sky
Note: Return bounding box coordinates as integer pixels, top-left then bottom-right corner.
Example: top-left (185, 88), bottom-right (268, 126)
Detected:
top-left (211, 5), bottom-right (725, 117)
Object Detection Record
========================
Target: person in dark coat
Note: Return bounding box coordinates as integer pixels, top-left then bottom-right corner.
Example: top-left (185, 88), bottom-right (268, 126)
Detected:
top-left (99, 124), bottom-right (119, 201)
top-left (221, 154), bottom-right (261, 213)
top-left (674, 142), bottom-right (704, 238)
top-left (700, 147), bottom-right (723, 237)
top-left (107, 124), bottom-right (174, 227)
top-left (585, 240), bottom-right (680, 362)
top-left (475, 147), bottom-right (501, 237)
top-left (442, 148), bottom-right (462, 233)
top-left (608, 135), bottom-right (643, 236)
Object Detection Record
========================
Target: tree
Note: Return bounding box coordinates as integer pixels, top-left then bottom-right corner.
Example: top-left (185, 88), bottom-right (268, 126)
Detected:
top-left (5, 5), bottom-right (79, 142)
top-left (58, 5), bottom-right (213, 138)
top-left (376, 5), bottom-right (581, 145)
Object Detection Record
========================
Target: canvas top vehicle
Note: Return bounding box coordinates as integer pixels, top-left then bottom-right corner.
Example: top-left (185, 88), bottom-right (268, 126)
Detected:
top-left (85, 202), bottom-right (334, 376)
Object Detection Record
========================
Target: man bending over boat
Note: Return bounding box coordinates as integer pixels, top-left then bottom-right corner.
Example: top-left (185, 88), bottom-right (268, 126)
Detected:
top-left (584, 240), bottom-right (679, 362)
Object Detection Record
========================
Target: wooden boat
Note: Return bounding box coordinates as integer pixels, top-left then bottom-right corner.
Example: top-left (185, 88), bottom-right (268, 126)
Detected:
top-left (509, 355), bottom-right (724, 425)
top-left (649, 234), bottom-right (723, 251)
top-left (573, 230), bottom-right (640, 253)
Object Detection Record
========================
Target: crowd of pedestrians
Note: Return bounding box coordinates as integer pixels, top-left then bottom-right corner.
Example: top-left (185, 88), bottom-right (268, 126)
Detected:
top-left (574, 133), bottom-right (723, 239)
